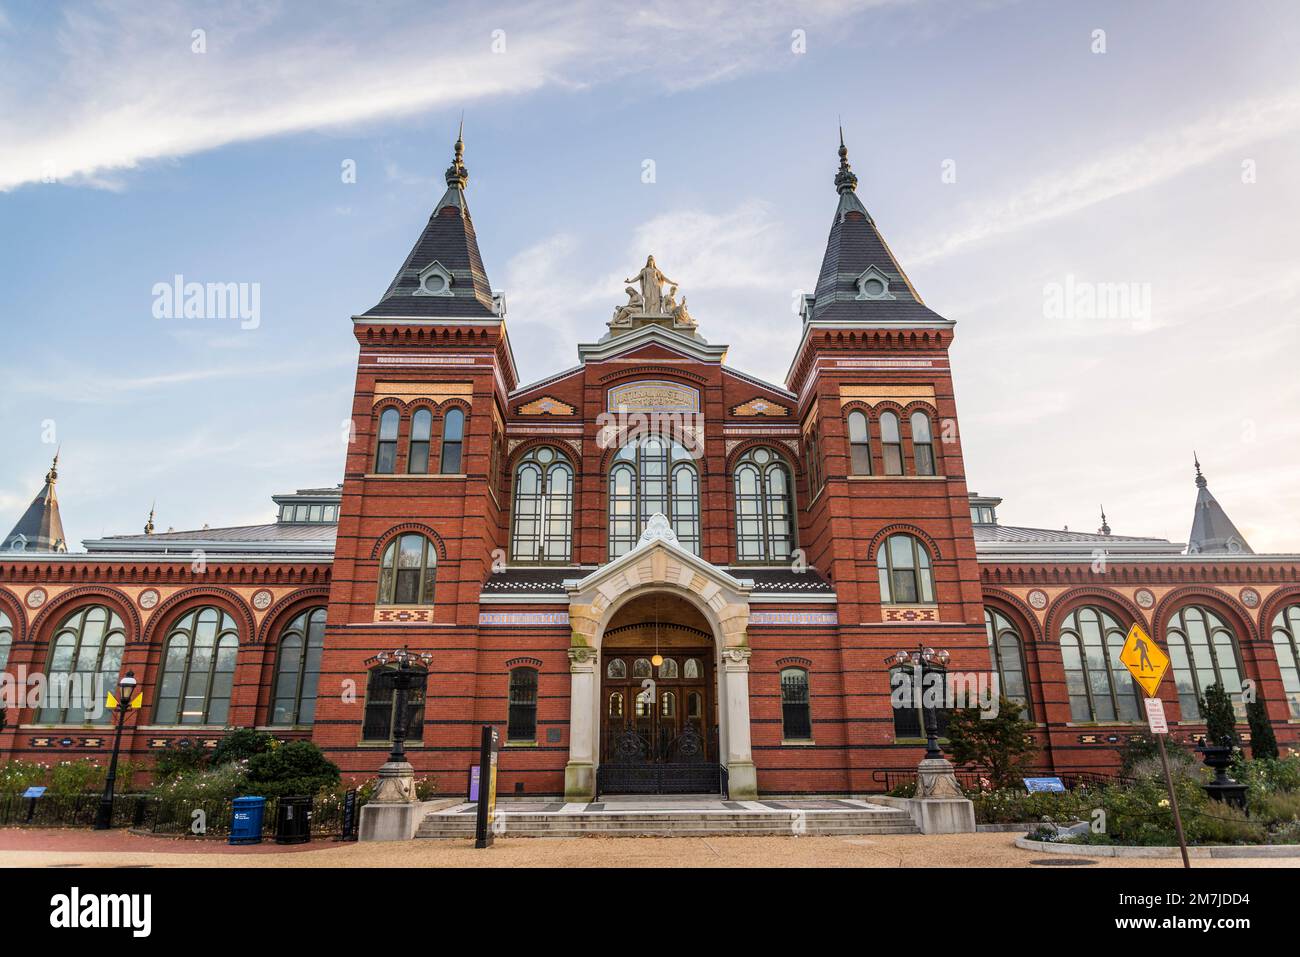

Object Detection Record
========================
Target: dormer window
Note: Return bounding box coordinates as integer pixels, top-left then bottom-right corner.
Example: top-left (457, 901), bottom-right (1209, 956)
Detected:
top-left (854, 265), bottom-right (895, 301)
top-left (414, 261), bottom-right (454, 297)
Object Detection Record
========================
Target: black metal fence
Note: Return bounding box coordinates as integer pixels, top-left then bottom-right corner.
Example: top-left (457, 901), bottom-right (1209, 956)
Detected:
top-left (869, 768), bottom-right (1129, 794)
top-left (0, 791), bottom-right (360, 838)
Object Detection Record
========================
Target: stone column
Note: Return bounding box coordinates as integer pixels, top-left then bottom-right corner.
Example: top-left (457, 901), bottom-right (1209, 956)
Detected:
top-left (563, 645), bottom-right (598, 802)
top-left (720, 647), bottom-right (758, 800)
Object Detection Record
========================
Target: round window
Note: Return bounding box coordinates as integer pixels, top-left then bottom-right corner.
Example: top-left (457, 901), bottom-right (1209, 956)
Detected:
top-left (537, 447), bottom-right (554, 464)
top-left (864, 278), bottom-right (885, 296)
top-left (753, 448), bottom-right (770, 465)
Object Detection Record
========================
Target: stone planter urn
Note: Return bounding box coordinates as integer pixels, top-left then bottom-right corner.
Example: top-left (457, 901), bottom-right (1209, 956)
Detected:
top-left (1197, 740), bottom-right (1247, 809)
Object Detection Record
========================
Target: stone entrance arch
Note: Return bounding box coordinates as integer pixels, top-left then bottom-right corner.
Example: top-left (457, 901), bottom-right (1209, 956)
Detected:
top-left (564, 516), bottom-right (756, 800)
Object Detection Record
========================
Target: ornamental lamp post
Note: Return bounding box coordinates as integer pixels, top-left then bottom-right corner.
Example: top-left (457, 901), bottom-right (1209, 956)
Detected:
top-left (93, 671), bottom-right (140, 830)
top-left (886, 645), bottom-right (951, 760)
top-left (367, 647), bottom-right (433, 805)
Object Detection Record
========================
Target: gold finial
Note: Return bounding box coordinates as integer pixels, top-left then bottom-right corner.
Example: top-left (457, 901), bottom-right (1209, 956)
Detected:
top-left (835, 124), bottom-right (858, 194)
top-left (145, 501), bottom-right (156, 536)
top-left (445, 115), bottom-right (468, 189)
top-left (46, 447), bottom-right (60, 484)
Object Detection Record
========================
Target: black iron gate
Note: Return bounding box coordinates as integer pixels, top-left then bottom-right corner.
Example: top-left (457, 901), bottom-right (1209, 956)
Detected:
top-left (596, 724), bottom-right (726, 796)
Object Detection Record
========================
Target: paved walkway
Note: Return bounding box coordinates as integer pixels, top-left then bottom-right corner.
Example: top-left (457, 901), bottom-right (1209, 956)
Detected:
top-left (2, 828), bottom-right (1295, 868)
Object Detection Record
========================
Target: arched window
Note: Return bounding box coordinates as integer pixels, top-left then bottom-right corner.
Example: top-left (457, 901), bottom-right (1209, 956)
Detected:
top-left (606, 658), bottom-right (627, 679)
top-left (1059, 606), bottom-right (1140, 722)
top-left (607, 437), bottom-right (700, 558)
top-left (155, 606), bottom-right (239, 725)
top-left (608, 692), bottom-right (624, 718)
top-left (911, 412), bottom-right (936, 476)
top-left (439, 407), bottom-right (465, 474)
top-left (632, 657), bottom-right (652, 678)
top-left (734, 447), bottom-right (796, 563)
top-left (375, 407), bottom-right (400, 474)
top-left (1271, 604), bottom-right (1300, 718)
top-left (270, 607), bottom-right (326, 726)
top-left (510, 447), bottom-right (574, 563)
top-left (38, 604), bottom-right (126, 724)
top-left (877, 534), bottom-right (935, 604)
top-left (780, 667), bottom-right (812, 740)
top-left (658, 657), bottom-right (679, 678)
top-left (0, 609), bottom-right (12, 672)
top-left (361, 663), bottom-right (426, 742)
top-left (408, 408), bottom-right (433, 474)
top-left (684, 658), bottom-right (701, 679)
top-left (507, 667), bottom-right (539, 742)
top-left (847, 410), bottom-right (872, 475)
top-left (1167, 605), bottom-right (1245, 721)
top-left (377, 533), bottom-right (437, 605)
top-left (880, 412), bottom-right (903, 475)
top-left (985, 608), bottom-right (1031, 717)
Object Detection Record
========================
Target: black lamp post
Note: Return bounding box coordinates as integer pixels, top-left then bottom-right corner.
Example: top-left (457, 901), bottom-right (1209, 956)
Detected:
top-left (888, 645), bottom-right (950, 760)
top-left (372, 647), bottom-right (432, 764)
top-left (93, 670), bottom-right (139, 830)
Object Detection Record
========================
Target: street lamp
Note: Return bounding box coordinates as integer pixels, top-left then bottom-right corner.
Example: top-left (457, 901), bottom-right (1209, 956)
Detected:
top-left (94, 671), bottom-right (139, 830)
top-left (372, 647), bottom-right (433, 764)
top-left (886, 645), bottom-right (950, 760)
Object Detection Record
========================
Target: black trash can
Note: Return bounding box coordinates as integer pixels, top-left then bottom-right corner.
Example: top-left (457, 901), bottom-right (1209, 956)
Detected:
top-left (274, 796), bottom-right (312, 845)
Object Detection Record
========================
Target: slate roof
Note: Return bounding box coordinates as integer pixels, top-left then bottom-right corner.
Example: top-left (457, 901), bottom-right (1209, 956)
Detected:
top-left (2, 455), bottom-right (66, 553)
top-left (85, 523), bottom-right (335, 555)
top-left (1188, 459), bottom-right (1254, 555)
top-left (808, 135), bottom-right (949, 324)
top-left (974, 523), bottom-right (1185, 558)
top-left (481, 565), bottom-right (835, 595)
top-left (359, 134), bottom-right (497, 320)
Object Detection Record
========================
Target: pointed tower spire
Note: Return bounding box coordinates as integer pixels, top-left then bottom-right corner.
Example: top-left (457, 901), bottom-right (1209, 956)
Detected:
top-left (144, 501), bottom-right (156, 536)
top-left (806, 130), bottom-right (944, 324)
top-left (361, 122), bottom-right (497, 320)
top-left (1187, 455), bottom-right (1253, 554)
top-left (1098, 506), bottom-right (1111, 536)
top-left (3, 451), bottom-right (68, 552)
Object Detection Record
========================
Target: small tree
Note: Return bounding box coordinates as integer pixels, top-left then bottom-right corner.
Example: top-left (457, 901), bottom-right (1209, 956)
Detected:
top-left (1246, 696), bottom-right (1279, 760)
top-left (244, 741), bottom-right (341, 798)
top-left (1199, 682), bottom-right (1239, 750)
top-left (210, 727), bottom-right (276, 767)
top-left (945, 696), bottom-right (1038, 788)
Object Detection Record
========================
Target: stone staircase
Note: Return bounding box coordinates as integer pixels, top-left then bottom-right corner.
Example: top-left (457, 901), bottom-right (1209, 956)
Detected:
top-left (416, 799), bottom-right (920, 839)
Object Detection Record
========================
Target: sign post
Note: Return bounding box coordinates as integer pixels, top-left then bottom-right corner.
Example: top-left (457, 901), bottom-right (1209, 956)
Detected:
top-left (473, 725), bottom-right (500, 849)
top-left (1120, 623), bottom-right (1189, 869)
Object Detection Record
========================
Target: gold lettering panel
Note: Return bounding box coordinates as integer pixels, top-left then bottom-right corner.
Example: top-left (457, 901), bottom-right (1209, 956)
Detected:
top-left (607, 380), bottom-right (699, 413)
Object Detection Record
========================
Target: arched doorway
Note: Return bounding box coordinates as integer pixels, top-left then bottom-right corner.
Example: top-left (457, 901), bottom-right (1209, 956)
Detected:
top-left (598, 594), bottom-right (719, 793)
top-left (562, 521), bottom-right (757, 801)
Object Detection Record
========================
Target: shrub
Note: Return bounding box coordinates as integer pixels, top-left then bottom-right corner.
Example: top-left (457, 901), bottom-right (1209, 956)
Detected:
top-left (153, 741), bottom-right (207, 780)
top-left (1118, 731), bottom-right (1196, 778)
top-left (1249, 790), bottom-right (1300, 828)
top-left (209, 728), bottom-right (276, 767)
top-left (151, 762), bottom-right (247, 805)
top-left (47, 759), bottom-right (108, 795)
top-left (1246, 697), bottom-right (1279, 761)
top-left (1199, 682), bottom-right (1239, 750)
top-left (243, 741), bottom-right (340, 799)
top-left (0, 760), bottom-right (47, 797)
top-left (944, 697), bottom-right (1038, 788)
top-left (970, 786), bottom-right (1097, 825)
top-left (1231, 755), bottom-right (1300, 801)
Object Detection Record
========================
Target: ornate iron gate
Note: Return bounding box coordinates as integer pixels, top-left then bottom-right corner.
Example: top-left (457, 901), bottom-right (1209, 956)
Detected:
top-left (596, 724), bottom-right (726, 796)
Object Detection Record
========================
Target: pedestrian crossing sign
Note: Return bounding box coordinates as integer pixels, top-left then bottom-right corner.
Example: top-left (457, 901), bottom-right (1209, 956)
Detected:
top-left (1119, 623), bottom-right (1170, 696)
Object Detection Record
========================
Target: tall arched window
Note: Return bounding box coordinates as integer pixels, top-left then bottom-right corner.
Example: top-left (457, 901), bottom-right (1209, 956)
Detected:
top-left (1167, 605), bottom-right (1245, 721)
top-left (377, 533), bottom-right (437, 605)
top-left (880, 411), bottom-right (904, 475)
top-left (511, 447), bottom-right (574, 563)
top-left (985, 608), bottom-right (1031, 717)
top-left (1059, 605), bottom-right (1140, 722)
top-left (734, 447), bottom-right (795, 562)
top-left (0, 609), bottom-right (12, 672)
top-left (607, 437), bottom-right (699, 558)
top-left (804, 423), bottom-right (824, 496)
top-left (38, 605), bottom-right (126, 724)
top-left (847, 410), bottom-right (872, 475)
top-left (507, 667), bottom-right (539, 742)
top-left (361, 663), bottom-right (426, 742)
top-left (270, 607), bottom-right (326, 725)
top-left (440, 407), bottom-right (465, 473)
top-left (1271, 604), bottom-right (1300, 718)
top-left (408, 408), bottom-right (433, 474)
top-left (780, 667), bottom-right (812, 740)
top-left (911, 412), bottom-right (936, 476)
top-left (877, 533), bottom-right (934, 604)
top-left (375, 407), bottom-right (400, 474)
top-left (155, 606), bottom-right (239, 725)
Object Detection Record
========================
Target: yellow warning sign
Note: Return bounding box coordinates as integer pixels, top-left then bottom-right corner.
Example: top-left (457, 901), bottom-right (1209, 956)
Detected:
top-left (1119, 623), bottom-right (1170, 697)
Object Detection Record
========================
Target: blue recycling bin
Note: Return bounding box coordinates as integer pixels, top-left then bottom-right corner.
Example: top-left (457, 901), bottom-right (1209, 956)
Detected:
top-left (229, 796), bottom-right (266, 845)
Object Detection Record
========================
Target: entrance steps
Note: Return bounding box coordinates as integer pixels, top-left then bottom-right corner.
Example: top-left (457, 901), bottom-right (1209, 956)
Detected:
top-left (416, 798), bottom-right (920, 839)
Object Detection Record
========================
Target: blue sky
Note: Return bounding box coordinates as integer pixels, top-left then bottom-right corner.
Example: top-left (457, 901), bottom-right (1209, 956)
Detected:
top-left (2, 0), bottom-right (1299, 550)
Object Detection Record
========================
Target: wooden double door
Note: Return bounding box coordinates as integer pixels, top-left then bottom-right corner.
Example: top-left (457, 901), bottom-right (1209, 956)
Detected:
top-left (601, 648), bottom-right (714, 764)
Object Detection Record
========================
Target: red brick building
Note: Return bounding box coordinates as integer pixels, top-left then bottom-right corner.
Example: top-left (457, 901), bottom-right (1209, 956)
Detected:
top-left (3, 136), bottom-right (1298, 799)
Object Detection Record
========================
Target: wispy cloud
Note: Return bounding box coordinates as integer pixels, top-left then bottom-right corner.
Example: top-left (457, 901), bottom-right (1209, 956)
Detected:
top-left (0, 0), bottom-right (924, 193)
top-left (902, 89), bottom-right (1300, 265)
